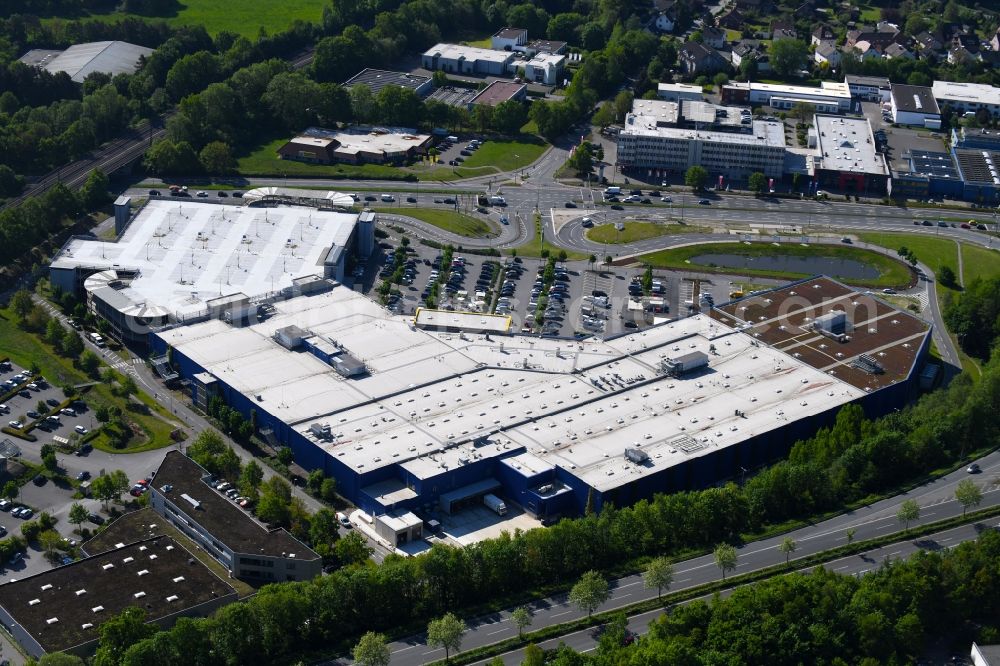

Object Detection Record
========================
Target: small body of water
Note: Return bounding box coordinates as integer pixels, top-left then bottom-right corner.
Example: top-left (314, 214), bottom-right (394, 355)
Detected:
top-left (690, 253), bottom-right (880, 280)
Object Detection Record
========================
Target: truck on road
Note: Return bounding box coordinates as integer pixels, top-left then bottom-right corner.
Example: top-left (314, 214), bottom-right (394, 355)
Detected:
top-left (483, 493), bottom-right (507, 516)
top-left (604, 186), bottom-right (621, 196)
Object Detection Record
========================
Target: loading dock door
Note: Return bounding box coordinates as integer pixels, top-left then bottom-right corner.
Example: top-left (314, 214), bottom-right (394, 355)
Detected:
top-left (439, 479), bottom-right (501, 514)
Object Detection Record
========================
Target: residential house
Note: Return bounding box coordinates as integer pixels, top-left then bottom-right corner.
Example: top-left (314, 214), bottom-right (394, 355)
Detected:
top-left (853, 41), bottom-right (884, 60)
top-left (701, 26), bottom-right (726, 49)
top-left (811, 24), bottom-right (836, 47)
top-left (915, 32), bottom-right (944, 59)
top-left (846, 28), bottom-right (901, 51)
top-left (770, 19), bottom-right (798, 41)
top-left (732, 40), bottom-right (770, 72)
top-left (884, 43), bottom-right (914, 60)
top-left (679, 42), bottom-right (729, 76)
top-left (949, 46), bottom-right (975, 65)
top-left (718, 9), bottom-right (746, 31)
top-left (655, 10), bottom-right (676, 33)
top-left (814, 42), bottom-right (842, 67)
top-left (951, 33), bottom-right (979, 55)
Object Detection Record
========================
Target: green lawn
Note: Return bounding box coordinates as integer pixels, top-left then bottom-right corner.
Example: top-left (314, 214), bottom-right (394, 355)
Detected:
top-left (636, 241), bottom-right (913, 288)
top-left (457, 137), bottom-right (548, 174)
top-left (586, 221), bottom-right (709, 244)
top-left (961, 243), bottom-right (1000, 284)
top-left (381, 208), bottom-right (497, 238)
top-left (857, 233), bottom-right (960, 291)
top-left (41, 0), bottom-right (327, 37)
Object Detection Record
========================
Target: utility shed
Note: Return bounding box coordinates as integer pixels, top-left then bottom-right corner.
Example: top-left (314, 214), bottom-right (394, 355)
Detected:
top-left (660, 351), bottom-right (709, 376)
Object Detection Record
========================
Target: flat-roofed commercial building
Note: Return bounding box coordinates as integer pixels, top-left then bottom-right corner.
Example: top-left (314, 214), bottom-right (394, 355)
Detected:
top-left (617, 99), bottom-right (786, 179)
top-left (150, 451), bottom-right (322, 582)
top-left (469, 81), bottom-right (527, 107)
top-left (49, 199), bottom-right (362, 334)
top-left (0, 536), bottom-right (237, 658)
top-left (278, 126), bottom-right (432, 165)
top-left (890, 84), bottom-right (941, 128)
top-left (19, 40), bottom-right (153, 83)
top-left (344, 68), bottom-right (433, 97)
top-left (932, 80), bottom-right (1000, 119)
top-left (151, 276), bottom-right (928, 524)
top-left (522, 53), bottom-right (565, 85)
top-left (845, 74), bottom-right (891, 102)
top-left (657, 82), bottom-right (704, 103)
top-left (811, 114), bottom-right (890, 193)
top-left (722, 80), bottom-right (852, 113)
top-left (422, 43), bottom-right (514, 76)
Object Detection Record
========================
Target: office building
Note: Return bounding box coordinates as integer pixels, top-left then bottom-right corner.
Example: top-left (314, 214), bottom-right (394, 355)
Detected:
top-left (616, 99), bottom-right (786, 179)
top-left (422, 43), bottom-right (514, 76)
top-left (722, 80), bottom-right (852, 113)
top-left (810, 115), bottom-right (890, 193)
top-left (890, 84), bottom-right (941, 128)
top-left (932, 81), bottom-right (1000, 119)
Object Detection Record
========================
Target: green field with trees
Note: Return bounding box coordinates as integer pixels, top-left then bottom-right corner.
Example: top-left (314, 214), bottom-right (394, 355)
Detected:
top-left (637, 242), bottom-right (913, 288)
top-left (585, 221), bottom-right (707, 244)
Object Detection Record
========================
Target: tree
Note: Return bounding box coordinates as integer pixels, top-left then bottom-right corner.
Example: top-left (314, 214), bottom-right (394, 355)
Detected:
top-left (748, 172), bottom-right (767, 194)
top-left (110, 470), bottom-right (130, 503)
top-left (566, 143), bottom-right (594, 175)
top-left (769, 39), bottom-right (808, 78)
top-left (938, 265), bottom-right (957, 288)
top-left (714, 543), bottom-right (737, 580)
top-left (427, 612), bottom-right (466, 661)
top-left (11, 289), bottom-right (33, 321)
top-left (80, 350), bottom-right (101, 376)
top-left (334, 531), bottom-right (372, 566)
top-left (239, 460), bottom-right (264, 495)
top-left (790, 101), bottom-right (816, 125)
top-left (39, 654), bottom-right (86, 666)
top-left (39, 529), bottom-right (62, 555)
top-left (897, 499), bottom-right (920, 531)
top-left (569, 570), bottom-right (610, 618)
top-left (778, 537), bottom-right (797, 566)
top-left (277, 446), bottom-right (294, 466)
top-left (62, 332), bottom-right (84, 357)
top-left (492, 100), bottom-right (528, 135)
top-left (119, 374), bottom-right (137, 399)
top-left (352, 631), bottom-right (390, 666)
top-left (2, 481), bottom-right (17, 502)
top-left (144, 139), bottom-right (201, 176)
top-left (955, 479), bottom-right (982, 517)
top-left (309, 508), bottom-right (339, 548)
top-left (685, 165), bottom-right (708, 191)
top-left (217, 446), bottom-right (241, 483)
top-left (589, 254), bottom-right (597, 269)
top-left (42, 451), bottom-right (58, 472)
top-left (199, 141), bottom-right (236, 174)
top-left (69, 503), bottom-right (89, 532)
top-left (93, 607), bottom-right (157, 666)
top-left (846, 527), bottom-right (856, 546)
top-left (79, 169), bottom-right (110, 210)
top-left (511, 606), bottom-right (532, 639)
top-left (45, 317), bottom-right (66, 347)
top-left (712, 72), bottom-right (729, 89)
top-left (643, 556), bottom-right (674, 600)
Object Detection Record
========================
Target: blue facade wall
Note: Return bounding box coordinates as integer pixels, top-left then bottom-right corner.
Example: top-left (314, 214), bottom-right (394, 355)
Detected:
top-left (152, 325), bottom-right (927, 522)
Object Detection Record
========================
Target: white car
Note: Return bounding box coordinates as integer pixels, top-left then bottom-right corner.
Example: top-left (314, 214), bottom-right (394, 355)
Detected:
top-left (74, 425), bottom-right (88, 435)
top-left (7, 420), bottom-right (22, 429)
top-left (581, 217), bottom-right (593, 227)
top-left (660, 196), bottom-right (672, 203)
top-left (196, 190), bottom-right (208, 197)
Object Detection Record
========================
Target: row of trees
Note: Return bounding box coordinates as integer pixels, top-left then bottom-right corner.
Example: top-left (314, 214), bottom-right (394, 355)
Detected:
top-left (79, 346), bottom-right (1000, 665)
top-left (548, 530), bottom-right (1000, 664)
top-left (944, 275), bottom-right (1000, 360)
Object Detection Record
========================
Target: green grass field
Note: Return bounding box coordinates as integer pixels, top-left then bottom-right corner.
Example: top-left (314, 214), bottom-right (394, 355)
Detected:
top-left (381, 208), bottom-right (496, 238)
top-left (41, 0), bottom-right (327, 37)
top-left (857, 233), bottom-right (960, 291)
top-left (961, 243), bottom-right (1000, 284)
top-left (636, 242), bottom-right (913, 288)
top-left (457, 137), bottom-right (548, 174)
top-left (585, 221), bottom-right (709, 244)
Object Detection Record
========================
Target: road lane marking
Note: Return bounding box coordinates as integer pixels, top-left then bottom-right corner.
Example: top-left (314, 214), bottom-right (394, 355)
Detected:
top-left (551, 610), bottom-right (572, 618)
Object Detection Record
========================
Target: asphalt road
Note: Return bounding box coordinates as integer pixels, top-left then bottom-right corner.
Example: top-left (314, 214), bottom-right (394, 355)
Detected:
top-left (376, 450), bottom-right (1000, 665)
top-left (471, 519), bottom-right (997, 665)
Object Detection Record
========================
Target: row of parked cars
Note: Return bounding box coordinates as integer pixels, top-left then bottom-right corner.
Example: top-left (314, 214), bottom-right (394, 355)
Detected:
top-left (209, 478), bottom-right (251, 509)
top-left (0, 499), bottom-right (33, 520)
top-left (495, 260), bottom-right (522, 315)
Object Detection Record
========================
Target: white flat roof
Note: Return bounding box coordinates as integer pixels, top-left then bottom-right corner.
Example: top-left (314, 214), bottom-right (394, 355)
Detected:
top-left (730, 80), bottom-right (851, 100)
top-left (623, 100), bottom-right (785, 147)
top-left (932, 80), bottom-right (1000, 107)
top-left (814, 114), bottom-right (888, 175)
top-left (423, 43), bottom-right (513, 65)
top-left (51, 200), bottom-right (356, 318)
top-left (331, 129), bottom-right (430, 155)
top-left (161, 288), bottom-right (869, 491)
top-left (526, 53), bottom-right (565, 67)
top-left (658, 82), bottom-right (703, 94)
top-left (414, 308), bottom-right (512, 333)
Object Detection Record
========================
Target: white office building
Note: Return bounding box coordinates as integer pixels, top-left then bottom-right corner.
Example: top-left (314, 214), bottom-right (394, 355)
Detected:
top-left (617, 99), bottom-right (786, 179)
top-left (422, 43), bottom-right (514, 76)
top-left (932, 81), bottom-right (1000, 119)
top-left (522, 53), bottom-right (565, 85)
top-left (657, 82), bottom-right (704, 103)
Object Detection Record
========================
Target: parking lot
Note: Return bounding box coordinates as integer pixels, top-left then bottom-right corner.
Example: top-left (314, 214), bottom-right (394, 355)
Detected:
top-left (0, 360), bottom-right (169, 584)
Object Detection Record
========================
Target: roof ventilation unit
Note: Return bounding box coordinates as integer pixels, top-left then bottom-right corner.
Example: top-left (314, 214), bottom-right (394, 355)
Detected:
top-left (625, 447), bottom-right (650, 465)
